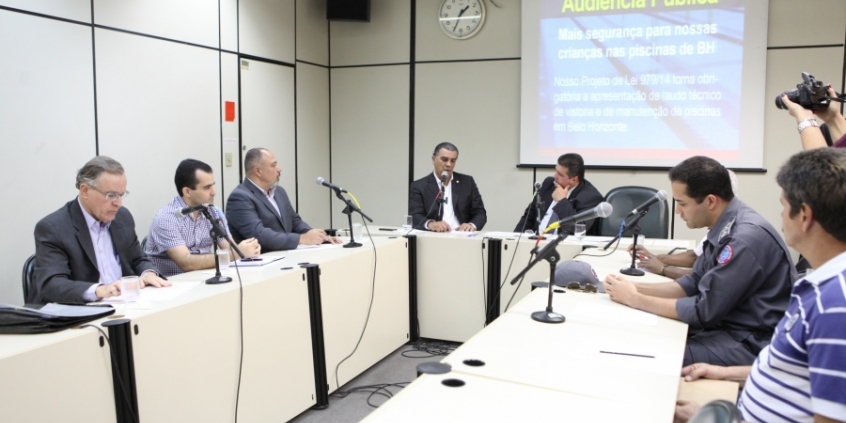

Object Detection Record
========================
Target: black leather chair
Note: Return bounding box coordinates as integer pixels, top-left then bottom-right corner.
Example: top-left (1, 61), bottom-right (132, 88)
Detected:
top-left (22, 254), bottom-right (36, 303)
top-left (597, 186), bottom-right (669, 239)
top-left (688, 400), bottom-right (742, 423)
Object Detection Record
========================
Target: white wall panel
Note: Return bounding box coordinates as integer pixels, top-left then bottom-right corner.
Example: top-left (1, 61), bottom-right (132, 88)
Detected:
top-left (415, 60), bottom-right (529, 232)
top-left (240, 59), bottom-right (297, 208)
top-left (296, 0), bottom-right (328, 66)
top-left (416, 0), bottom-right (521, 62)
top-left (330, 0), bottom-right (410, 67)
top-left (0, 11), bottom-right (95, 304)
top-left (768, 0), bottom-right (846, 47)
top-left (220, 52), bottom-right (240, 205)
top-left (94, 0), bottom-right (219, 48)
top-left (330, 66), bottom-right (409, 228)
top-left (0, 0), bottom-right (90, 22)
top-left (220, 0), bottom-right (238, 52)
top-left (240, 0), bottom-right (295, 63)
top-left (95, 29), bottom-right (222, 240)
top-left (296, 63), bottom-right (331, 229)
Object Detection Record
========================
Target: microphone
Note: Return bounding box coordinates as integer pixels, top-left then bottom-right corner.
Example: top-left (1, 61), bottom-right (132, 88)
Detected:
top-left (440, 171), bottom-right (448, 185)
top-left (627, 190), bottom-right (667, 217)
top-left (175, 203), bottom-right (209, 217)
top-left (316, 177), bottom-right (347, 193)
top-left (534, 181), bottom-right (542, 190)
top-left (545, 202), bottom-right (613, 231)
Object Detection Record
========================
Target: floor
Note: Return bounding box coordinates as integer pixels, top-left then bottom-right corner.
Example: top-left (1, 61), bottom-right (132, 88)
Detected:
top-left (288, 339), bottom-right (458, 423)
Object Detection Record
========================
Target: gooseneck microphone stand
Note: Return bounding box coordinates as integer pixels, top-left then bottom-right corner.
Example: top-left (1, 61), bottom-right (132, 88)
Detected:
top-left (528, 190), bottom-right (546, 240)
top-left (619, 210), bottom-right (648, 276)
top-left (331, 187), bottom-right (373, 248)
top-left (508, 233), bottom-right (569, 324)
top-left (201, 206), bottom-right (244, 284)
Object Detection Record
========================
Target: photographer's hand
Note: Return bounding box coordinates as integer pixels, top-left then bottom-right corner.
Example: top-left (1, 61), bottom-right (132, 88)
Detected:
top-left (783, 94), bottom-right (828, 150)
top-left (783, 94), bottom-right (815, 121)
top-left (815, 85), bottom-right (846, 144)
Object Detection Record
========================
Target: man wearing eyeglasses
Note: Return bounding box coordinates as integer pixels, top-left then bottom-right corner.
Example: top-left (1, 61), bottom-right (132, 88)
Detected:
top-left (30, 156), bottom-right (170, 304)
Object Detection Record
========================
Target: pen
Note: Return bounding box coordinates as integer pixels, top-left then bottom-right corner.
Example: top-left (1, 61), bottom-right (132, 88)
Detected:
top-left (599, 350), bottom-right (654, 359)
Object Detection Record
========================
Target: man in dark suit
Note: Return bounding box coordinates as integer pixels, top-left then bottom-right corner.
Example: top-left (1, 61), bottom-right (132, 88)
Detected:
top-left (32, 156), bottom-right (169, 304)
top-left (226, 148), bottom-right (342, 251)
top-left (408, 143), bottom-right (487, 232)
top-left (514, 153), bottom-right (603, 235)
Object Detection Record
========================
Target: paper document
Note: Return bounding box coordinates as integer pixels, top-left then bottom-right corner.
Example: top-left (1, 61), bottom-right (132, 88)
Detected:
top-left (233, 256), bottom-right (284, 267)
top-left (480, 231), bottom-right (524, 239)
top-left (99, 282), bottom-right (200, 304)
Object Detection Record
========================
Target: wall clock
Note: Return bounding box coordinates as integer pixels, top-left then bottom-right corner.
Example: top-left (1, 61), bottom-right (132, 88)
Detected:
top-left (439, 0), bottom-right (486, 40)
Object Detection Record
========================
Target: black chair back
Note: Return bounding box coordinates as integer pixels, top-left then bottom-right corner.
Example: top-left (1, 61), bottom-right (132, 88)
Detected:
top-left (598, 186), bottom-right (669, 238)
top-left (22, 254), bottom-right (36, 304)
top-left (688, 400), bottom-right (742, 423)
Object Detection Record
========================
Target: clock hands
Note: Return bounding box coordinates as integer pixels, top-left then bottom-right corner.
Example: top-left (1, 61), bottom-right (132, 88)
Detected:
top-left (452, 6), bottom-right (470, 32)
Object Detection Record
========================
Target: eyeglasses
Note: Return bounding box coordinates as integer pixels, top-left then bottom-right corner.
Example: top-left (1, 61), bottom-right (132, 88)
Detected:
top-left (90, 185), bottom-right (130, 201)
top-left (566, 282), bottom-right (598, 293)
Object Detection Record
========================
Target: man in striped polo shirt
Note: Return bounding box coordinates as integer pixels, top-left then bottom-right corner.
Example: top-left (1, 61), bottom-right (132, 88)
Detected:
top-left (676, 148), bottom-right (846, 423)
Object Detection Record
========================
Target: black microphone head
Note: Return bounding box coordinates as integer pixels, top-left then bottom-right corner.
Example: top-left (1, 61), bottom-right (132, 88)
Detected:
top-left (596, 202), bottom-right (613, 218)
top-left (316, 176), bottom-right (326, 186)
top-left (440, 171), bottom-right (448, 182)
top-left (534, 181), bottom-right (542, 190)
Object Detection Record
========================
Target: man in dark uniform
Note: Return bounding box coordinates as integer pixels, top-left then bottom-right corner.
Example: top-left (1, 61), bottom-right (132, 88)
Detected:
top-left (514, 153), bottom-right (603, 234)
top-left (604, 156), bottom-right (795, 366)
top-left (408, 142), bottom-right (487, 232)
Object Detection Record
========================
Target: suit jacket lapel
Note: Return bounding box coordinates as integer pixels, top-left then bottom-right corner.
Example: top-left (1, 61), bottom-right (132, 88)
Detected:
top-left (451, 174), bottom-right (463, 218)
top-left (70, 200), bottom-right (100, 273)
top-left (247, 181), bottom-right (286, 230)
top-left (109, 219), bottom-right (128, 273)
top-left (426, 177), bottom-right (442, 220)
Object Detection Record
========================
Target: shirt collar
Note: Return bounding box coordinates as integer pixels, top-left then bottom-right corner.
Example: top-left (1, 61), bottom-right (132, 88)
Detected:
top-left (432, 171), bottom-right (451, 188)
top-left (247, 177), bottom-right (274, 196)
top-left (706, 198), bottom-right (741, 245)
top-left (798, 250), bottom-right (846, 286)
top-left (77, 197), bottom-right (111, 230)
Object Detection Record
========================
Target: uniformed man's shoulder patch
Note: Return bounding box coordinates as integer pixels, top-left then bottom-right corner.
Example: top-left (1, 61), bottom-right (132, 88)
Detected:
top-left (717, 245), bottom-right (733, 264)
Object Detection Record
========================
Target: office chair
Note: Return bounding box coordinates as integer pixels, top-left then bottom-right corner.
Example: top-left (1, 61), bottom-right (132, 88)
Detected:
top-left (141, 236), bottom-right (148, 252)
top-left (687, 400), bottom-right (742, 423)
top-left (597, 186), bottom-right (669, 239)
top-left (22, 254), bottom-right (36, 304)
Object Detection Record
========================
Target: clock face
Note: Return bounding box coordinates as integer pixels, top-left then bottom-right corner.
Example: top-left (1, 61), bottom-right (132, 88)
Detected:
top-left (439, 0), bottom-right (486, 40)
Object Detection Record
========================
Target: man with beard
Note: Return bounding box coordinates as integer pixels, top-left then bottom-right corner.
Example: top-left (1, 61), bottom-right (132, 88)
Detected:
top-left (226, 148), bottom-right (341, 251)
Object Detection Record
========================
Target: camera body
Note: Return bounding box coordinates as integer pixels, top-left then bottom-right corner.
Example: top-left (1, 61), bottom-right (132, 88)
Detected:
top-left (775, 72), bottom-right (830, 111)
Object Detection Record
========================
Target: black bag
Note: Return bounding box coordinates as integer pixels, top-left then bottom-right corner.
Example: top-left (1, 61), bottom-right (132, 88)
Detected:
top-left (0, 303), bottom-right (115, 334)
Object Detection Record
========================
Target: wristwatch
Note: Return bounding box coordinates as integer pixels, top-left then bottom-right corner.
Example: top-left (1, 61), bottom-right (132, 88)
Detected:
top-left (660, 264), bottom-right (667, 276)
top-left (797, 118), bottom-right (820, 133)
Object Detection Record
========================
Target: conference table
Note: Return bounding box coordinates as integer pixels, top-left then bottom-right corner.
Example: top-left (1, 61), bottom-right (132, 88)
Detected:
top-left (362, 255), bottom-right (690, 422)
top-left (1, 236), bottom-right (410, 423)
top-left (1, 228), bottom-right (698, 423)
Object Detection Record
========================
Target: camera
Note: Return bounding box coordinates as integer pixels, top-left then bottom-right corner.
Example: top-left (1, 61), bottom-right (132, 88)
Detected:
top-left (775, 72), bottom-right (830, 110)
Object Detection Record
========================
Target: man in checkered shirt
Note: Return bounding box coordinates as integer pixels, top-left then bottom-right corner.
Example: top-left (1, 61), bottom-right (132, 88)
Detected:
top-left (145, 159), bottom-right (261, 277)
top-left (675, 148), bottom-right (846, 423)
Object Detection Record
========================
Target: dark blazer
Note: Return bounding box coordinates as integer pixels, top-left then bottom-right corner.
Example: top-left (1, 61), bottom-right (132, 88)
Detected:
top-left (408, 172), bottom-right (487, 230)
top-left (225, 179), bottom-right (311, 252)
top-left (514, 177), bottom-right (603, 234)
top-left (32, 199), bottom-right (157, 304)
